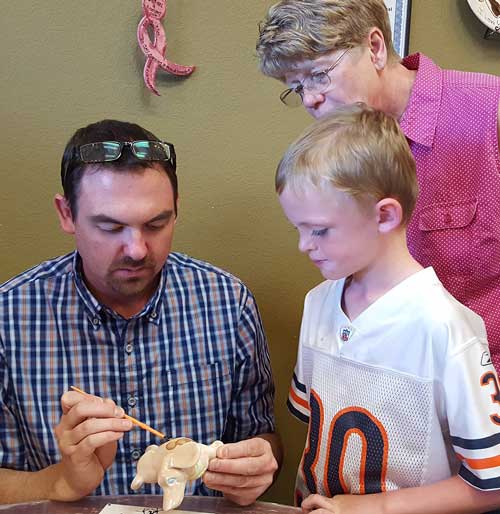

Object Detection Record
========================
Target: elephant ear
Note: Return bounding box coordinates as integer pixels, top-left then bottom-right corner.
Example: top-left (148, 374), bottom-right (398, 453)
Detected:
top-left (168, 441), bottom-right (201, 469)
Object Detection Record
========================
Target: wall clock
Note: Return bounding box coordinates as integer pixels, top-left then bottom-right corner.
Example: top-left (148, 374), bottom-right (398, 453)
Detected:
top-left (467, 0), bottom-right (500, 38)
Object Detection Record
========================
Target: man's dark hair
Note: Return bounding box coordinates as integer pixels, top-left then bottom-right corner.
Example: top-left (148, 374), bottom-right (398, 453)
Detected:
top-left (61, 119), bottom-right (178, 217)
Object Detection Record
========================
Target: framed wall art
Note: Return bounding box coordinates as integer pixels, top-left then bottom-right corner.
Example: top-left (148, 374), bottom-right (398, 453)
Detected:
top-left (384, 0), bottom-right (412, 56)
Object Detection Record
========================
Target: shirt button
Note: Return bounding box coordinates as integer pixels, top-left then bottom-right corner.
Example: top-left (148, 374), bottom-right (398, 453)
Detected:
top-left (131, 449), bottom-right (142, 460)
top-left (150, 311), bottom-right (157, 319)
top-left (92, 318), bottom-right (100, 326)
top-left (444, 212), bottom-right (452, 224)
top-left (127, 396), bottom-right (137, 407)
top-left (125, 343), bottom-right (134, 354)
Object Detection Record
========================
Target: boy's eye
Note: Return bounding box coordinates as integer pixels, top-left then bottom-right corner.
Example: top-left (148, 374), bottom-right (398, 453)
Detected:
top-left (311, 228), bottom-right (328, 237)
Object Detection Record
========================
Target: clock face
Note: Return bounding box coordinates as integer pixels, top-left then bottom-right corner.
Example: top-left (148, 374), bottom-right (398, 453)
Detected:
top-left (467, 0), bottom-right (500, 32)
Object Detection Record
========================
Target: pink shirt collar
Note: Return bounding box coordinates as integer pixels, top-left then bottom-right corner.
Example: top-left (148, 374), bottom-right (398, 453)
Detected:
top-left (399, 53), bottom-right (443, 149)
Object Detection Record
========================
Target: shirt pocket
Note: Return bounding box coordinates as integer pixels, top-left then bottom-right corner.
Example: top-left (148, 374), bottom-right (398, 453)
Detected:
top-left (417, 199), bottom-right (478, 278)
top-left (164, 359), bottom-right (232, 442)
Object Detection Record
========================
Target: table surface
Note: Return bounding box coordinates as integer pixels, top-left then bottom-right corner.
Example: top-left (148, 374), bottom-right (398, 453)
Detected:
top-left (0, 495), bottom-right (300, 514)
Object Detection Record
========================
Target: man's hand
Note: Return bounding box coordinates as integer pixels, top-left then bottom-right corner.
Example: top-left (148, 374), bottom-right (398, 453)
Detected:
top-left (301, 493), bottom-right (383, 514)
top-left (51, 390), bottom-right (132, 501)
top-left (203, 435), bottom-right (280, 506)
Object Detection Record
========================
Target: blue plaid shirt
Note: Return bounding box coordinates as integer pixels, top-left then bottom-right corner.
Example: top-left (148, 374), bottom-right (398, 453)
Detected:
top-left (0, 251), bottom-right (275, 496)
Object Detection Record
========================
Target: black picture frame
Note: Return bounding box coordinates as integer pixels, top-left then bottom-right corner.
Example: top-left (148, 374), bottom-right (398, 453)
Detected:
top-left (384, 0), bottom-right (412, 56)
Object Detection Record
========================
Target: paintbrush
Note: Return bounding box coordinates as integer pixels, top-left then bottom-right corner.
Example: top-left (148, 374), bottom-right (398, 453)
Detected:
top-left (70, 385), bottom-right (165, 439)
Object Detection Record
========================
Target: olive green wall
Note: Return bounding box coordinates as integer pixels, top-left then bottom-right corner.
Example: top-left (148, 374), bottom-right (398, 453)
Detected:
top-left (1, 0), bottom-right (500, 505)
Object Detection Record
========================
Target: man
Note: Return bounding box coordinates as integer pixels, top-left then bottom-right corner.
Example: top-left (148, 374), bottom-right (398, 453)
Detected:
top-left (256, 0), bottom-right (500, 372)
top-left (0, 120), bottom-right (281, 504)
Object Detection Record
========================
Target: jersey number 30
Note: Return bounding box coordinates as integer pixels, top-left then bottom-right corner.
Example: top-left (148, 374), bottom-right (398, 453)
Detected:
top-left (302, 389), bottom-right (389, 497)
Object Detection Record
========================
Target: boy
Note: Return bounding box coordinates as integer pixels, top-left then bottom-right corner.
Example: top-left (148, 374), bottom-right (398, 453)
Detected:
top-left (256, 0), bottom-right (500, 377)
top-left (277, 104), bottom-right (500, 514)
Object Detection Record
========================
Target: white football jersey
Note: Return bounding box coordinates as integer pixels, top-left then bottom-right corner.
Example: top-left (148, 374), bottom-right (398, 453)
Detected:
top-left (288, 268), bottom-right (500, 505)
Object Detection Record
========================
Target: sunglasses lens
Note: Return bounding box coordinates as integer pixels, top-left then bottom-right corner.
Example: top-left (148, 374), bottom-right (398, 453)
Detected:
top-left (80, 141), bottom-right (121, 163)
top-left (79, 141), bottom-right (175, 168)
top-left (133, 141), bottom-right (170, 161)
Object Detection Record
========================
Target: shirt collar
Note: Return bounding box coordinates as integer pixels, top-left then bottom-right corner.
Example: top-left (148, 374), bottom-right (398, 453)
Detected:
top-left (72, 251), bottom-right (167, 326)
top-left (399, 53), bottom-right (443, 148)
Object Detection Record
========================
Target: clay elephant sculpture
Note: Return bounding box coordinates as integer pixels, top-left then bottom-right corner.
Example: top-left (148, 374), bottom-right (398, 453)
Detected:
top-left (131, 437), bottom-right (224, 511)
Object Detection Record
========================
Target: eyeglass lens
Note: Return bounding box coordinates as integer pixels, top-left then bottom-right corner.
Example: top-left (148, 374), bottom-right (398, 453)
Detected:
top-left (133, 141), bottom-right (169, 161)
top-left (280, 88), bottom-right (303, 107)
top-left (80, 141), bottom-right (122, 162)
top-left (80, 141), bottom-right (172, 164)
top-left (281, 48), bottom-right (349, 107)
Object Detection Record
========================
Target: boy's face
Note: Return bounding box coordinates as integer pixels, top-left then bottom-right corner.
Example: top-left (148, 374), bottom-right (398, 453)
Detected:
top-left (279, 183), bottom-right (380, 280)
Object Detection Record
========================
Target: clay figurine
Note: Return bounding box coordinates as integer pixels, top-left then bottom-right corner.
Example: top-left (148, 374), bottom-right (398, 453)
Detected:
top-left (131, 437), bottom-right (224, 511)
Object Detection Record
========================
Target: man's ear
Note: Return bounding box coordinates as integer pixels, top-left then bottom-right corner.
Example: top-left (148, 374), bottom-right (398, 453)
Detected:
top-left (367, 27), bottom-right (388, 71)
top-left (376, 198), bottom-right (403, 233)
top-left (54, 194), bottom-right (76, 235)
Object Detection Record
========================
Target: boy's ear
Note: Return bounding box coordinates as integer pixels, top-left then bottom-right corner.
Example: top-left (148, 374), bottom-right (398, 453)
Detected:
top-left (376, 198), bottom-right (403, 233)
top-left (54, 194), bottom-right (76, 235)
top-left (367, 26), bottom-right (387, 71)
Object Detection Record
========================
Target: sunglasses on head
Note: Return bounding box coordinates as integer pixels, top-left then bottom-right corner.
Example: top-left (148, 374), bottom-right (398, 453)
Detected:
top-left (79, 140), bottom-right (176, 170)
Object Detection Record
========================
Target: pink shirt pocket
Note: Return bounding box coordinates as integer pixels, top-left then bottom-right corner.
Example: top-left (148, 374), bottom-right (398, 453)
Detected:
top-left (417, 199), bottom-right (478, 279)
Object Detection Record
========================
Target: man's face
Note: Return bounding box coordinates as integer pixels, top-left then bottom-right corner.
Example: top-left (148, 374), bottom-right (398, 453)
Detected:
top-left (63, 165), bottom-right (176, 311)
top-left (279, 183), bottom-right (380, 281)
top-left (283, 47), bottom-right (382, 119)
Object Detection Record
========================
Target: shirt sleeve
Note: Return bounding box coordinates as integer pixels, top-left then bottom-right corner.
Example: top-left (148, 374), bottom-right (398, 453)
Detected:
top-left (0, 334), bottom-right (27, 470)
top-left (287, 294), bottom-right (311, 424)
top-left (222, 286), bottom-right (276, 442)
top-left (444, 337), bottom-right (500, 490)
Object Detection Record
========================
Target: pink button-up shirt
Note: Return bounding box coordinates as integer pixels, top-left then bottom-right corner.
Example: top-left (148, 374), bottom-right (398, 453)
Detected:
top-left (400, 53), bottom-right (500, 371)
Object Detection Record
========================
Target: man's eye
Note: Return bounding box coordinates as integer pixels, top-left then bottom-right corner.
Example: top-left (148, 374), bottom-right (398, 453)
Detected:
top-left (311, 228), bottom-right (328, 237)
top-left (98, 223), bottom-right (122, 232)
top-left (147, 223), bottom-right (166, 231)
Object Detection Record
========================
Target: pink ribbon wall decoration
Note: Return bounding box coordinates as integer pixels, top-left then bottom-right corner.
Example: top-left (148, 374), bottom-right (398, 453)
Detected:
top-left (137, 0), bottom-right (195, 96)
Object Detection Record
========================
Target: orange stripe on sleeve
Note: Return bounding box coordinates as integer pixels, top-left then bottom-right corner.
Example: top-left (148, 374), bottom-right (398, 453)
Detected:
top-left (457, 453), bottom-right (500, 470)
top-left (289, 385), bottom-right (310, 411)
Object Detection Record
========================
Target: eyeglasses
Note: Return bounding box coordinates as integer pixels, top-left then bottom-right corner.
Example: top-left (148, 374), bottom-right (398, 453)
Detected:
top-left (79, 140), bottom-right (176, 170)
top-left (280, 49), bottom-right (350, 107)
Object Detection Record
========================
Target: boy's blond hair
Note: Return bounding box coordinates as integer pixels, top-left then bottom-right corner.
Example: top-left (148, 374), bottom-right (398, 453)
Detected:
top-left (276, 104), bottom-right (418, 225)
top-left (257, 0), bottom-right (399, 79)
